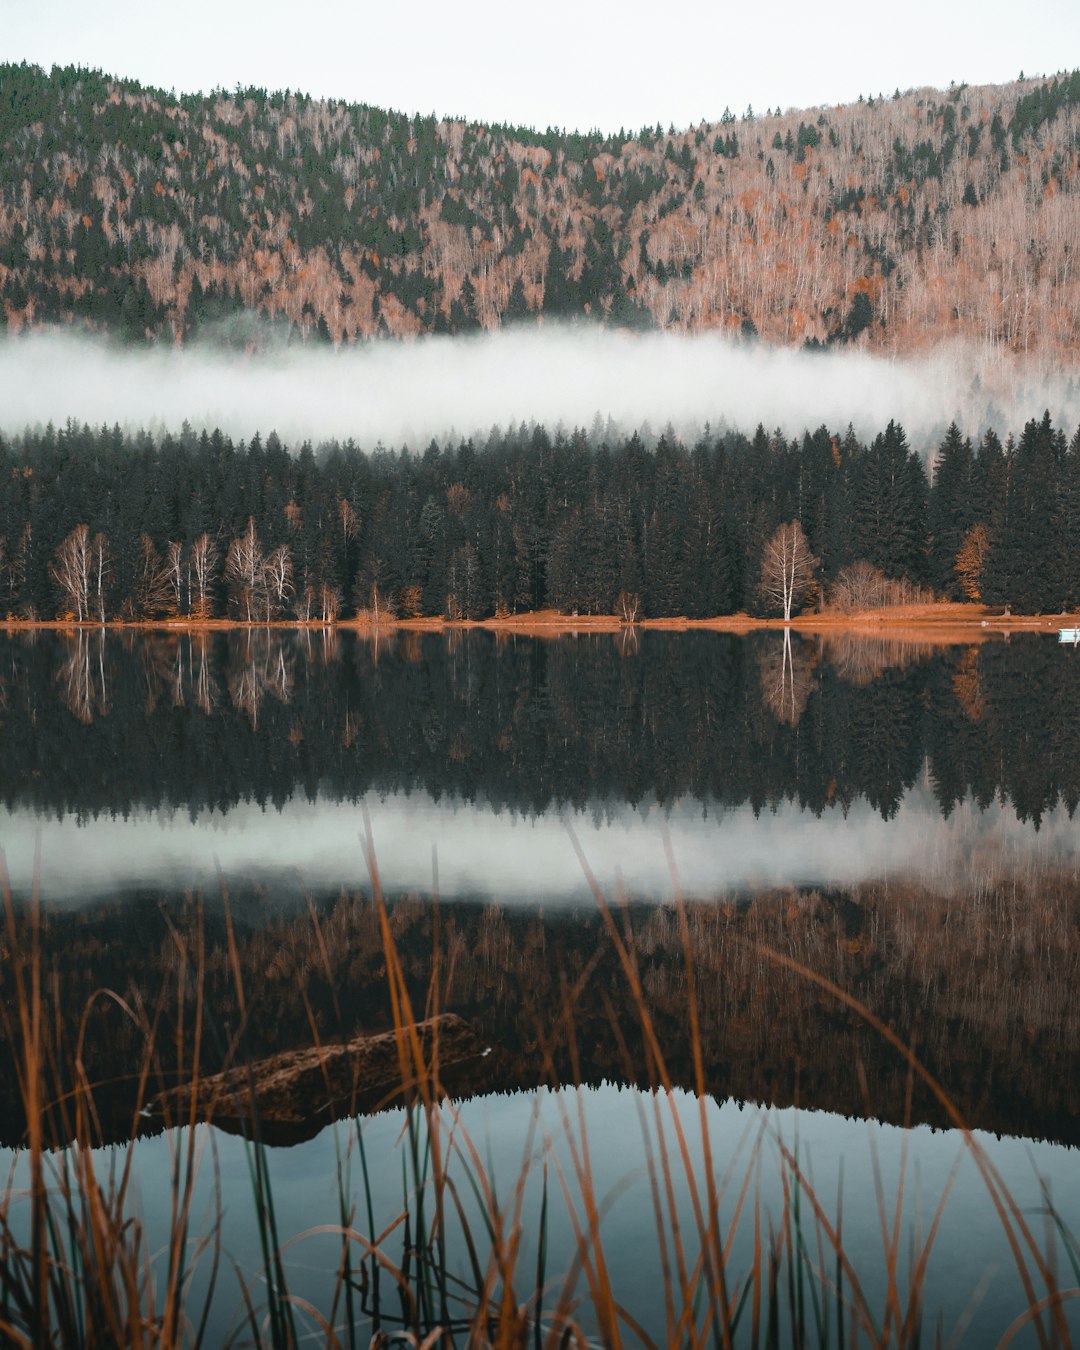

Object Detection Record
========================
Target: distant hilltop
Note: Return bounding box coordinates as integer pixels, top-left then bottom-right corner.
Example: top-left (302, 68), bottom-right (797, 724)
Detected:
top-left (1, 62), bottom-right (1078, 355)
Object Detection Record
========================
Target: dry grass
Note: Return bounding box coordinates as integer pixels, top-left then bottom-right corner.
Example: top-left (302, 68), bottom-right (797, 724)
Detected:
top-left (1, 828), bottom-right (1079, 1348)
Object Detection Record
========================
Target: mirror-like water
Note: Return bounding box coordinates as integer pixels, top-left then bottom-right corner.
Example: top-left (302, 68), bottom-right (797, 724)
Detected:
top-left (4, 1088), bottom-right (1077, 1346)
top-left (2, 629), bottom-right (1079, 1343)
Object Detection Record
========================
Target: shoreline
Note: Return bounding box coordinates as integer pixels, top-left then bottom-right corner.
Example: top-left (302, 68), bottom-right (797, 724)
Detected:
top-left (1, 604), bottom-right (1076, 639)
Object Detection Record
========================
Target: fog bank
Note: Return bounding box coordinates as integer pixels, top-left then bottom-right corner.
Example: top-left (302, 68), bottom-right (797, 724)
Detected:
top-left (1, 784), bottom-right (1069, 907)
top-left (2, 328), bottom-right (1077, 452)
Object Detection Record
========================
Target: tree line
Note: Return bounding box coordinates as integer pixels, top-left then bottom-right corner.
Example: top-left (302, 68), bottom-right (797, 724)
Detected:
top-left (1, 412), bottom-right (1079, 623)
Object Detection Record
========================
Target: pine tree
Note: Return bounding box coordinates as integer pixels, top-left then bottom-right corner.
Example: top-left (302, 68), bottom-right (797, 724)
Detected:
top-left (929, 422), bottom-right (975, 594)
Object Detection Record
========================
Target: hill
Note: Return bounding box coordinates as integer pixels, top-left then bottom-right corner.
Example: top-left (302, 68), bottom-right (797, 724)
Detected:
top-left (1, 62), bottom-right (1079, 353)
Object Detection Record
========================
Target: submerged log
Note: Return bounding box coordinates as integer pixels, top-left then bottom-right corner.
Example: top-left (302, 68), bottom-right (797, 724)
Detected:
top-left (150, 1014), bottom-right (486, 1143)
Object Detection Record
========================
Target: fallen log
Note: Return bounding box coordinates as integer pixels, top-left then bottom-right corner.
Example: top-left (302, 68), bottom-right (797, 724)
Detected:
top-left (150, 1014), bottom-right (486, 1143)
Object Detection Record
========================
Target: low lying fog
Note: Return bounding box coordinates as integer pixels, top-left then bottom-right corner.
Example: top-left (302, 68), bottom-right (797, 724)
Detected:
top-left (0, 784), bottom-right (1070, 907)
top-left (2, 328), bottom-right (1077, 452)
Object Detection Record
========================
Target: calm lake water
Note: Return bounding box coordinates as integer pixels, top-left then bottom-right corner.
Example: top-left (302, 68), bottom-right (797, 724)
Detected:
top-left (2, 628), bottom-right (1079, 1344)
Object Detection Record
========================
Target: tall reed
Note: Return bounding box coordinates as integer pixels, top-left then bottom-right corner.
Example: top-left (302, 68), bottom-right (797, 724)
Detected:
top-left (1, 828), bottom-right (1078, 1347)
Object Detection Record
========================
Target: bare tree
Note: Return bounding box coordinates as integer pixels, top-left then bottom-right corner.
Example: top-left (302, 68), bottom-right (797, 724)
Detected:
top-left (759, 520), bottom-right (817, 622)
top-left (356, 555), bottom-right (395, 624)
top-left (338, 497), bottom-right (358, 548)
top-left (262, 544), bottom-right (294, 621)
top-left (188, 532), bottom-right (220, 620)
top-left (830, 559), bottom-right (888, 611)
top-left (50, 523), bottom-right (92, 621)
top-left (318, 582), bottom-right (342, 624)
top-left (133, 535), bottom-right (173, 618)
top-left (163, 541), bottom-right (184, 617)
top-left (296, 582), bottom-right (316, 623)
top-left (225, 517), bottom-right (264, 622)
top-left (830, 559), bottom-right (935, 611)
top-left (618, 590), bottom-right (641, 624)
top-left (90, 531), bottom-right (111, 624)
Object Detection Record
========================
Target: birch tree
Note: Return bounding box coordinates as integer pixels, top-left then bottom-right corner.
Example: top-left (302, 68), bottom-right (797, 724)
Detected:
top-left (225, 517), bottom-right (264, 622)
top-left (163, 540), bottom-right (184, 617)
top-left (262, 544), bottom-right (294, 621)
top-left (759, 520), bottom-right (817, 622)
top-left (90, 532), bottom-right (111, 623)
top-left (50, 523), bottom-right (92, 621)
top-left (188, 532), bottom-right (220, 620)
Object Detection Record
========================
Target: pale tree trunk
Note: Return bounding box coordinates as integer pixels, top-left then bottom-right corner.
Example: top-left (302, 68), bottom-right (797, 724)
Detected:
top-left (760, 520), bottom-right (817, 622)
top-left (225, 518), bottom-right (263, 623)
top-left (91, 532), bottom-right (110, 624)
top-left (189, 532), bottom-right (220, 620)
top-left (50, 523), bottom-right (92, 622)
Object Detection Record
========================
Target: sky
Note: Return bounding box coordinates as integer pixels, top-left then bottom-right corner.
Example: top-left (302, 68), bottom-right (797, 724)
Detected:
top-left (7, 0), bottom-right (1080, 133)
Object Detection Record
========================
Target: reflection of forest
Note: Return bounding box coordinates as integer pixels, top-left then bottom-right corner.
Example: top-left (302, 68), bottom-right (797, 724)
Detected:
top-left (3, 629), bottom-right (1080, 823)
top-left (3, 875), bottom-right (1078, 1148)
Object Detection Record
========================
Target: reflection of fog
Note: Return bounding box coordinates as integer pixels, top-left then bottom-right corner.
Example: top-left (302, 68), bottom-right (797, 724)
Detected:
top-left (2, 780), bottom-right (1077, 905)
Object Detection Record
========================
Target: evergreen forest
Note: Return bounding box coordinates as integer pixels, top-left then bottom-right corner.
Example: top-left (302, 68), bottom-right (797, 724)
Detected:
top-left (2, 413), bottom-right (1079, 622)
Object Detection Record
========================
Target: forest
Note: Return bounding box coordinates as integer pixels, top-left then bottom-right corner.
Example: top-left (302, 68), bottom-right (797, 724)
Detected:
top-left (1, 412), bottom-right (1079, 622)
top-left (1, 62), bottom-right (1079, 355)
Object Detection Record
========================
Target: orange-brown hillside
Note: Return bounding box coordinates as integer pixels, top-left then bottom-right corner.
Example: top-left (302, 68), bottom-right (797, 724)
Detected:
top-left (1, 63), bottom-right (1078, 354)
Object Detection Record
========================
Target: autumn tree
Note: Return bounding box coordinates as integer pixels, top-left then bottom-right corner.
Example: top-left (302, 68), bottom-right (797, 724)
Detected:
top-left (225, 517), bottom-right (264, 622)
top-left (187, 533), bottom-right (219, 620)
top-left (955, 523), bottom-right (991, 602)
top-left (50, 524), bottom-right (92, 622)
top-left (759, 520), bottom-right (817, 621)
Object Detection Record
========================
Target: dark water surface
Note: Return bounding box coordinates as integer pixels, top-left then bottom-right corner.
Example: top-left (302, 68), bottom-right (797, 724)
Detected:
top-left (2, 628), bottom-right (1079, 1343)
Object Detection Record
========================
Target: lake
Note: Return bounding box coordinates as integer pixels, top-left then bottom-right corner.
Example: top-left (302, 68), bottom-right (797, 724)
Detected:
top-left (1, 628), bottom-right (1079, 1345)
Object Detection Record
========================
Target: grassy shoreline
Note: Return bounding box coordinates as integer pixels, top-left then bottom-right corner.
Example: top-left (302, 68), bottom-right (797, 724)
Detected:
top-left (1, 602), bottom-right (1076, 640)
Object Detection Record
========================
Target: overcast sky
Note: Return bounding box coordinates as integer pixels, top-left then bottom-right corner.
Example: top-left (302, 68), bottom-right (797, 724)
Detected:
top-left (8, 1), bottom-right (1079, 133)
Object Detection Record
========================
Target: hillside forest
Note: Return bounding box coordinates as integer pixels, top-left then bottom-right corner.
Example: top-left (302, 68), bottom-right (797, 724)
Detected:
top-left (1, 63), bottom-right (1079, 356)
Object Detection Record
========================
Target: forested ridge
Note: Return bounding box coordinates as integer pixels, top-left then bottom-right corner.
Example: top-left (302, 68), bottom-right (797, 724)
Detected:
top-left (2, 62), bottom-right (1080, 353)
top-left (2, 413), bottom-right (1079, 621)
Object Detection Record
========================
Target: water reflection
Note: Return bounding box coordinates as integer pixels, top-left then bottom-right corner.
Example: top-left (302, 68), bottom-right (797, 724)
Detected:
top-left (3, 628), bottom-right (1080, 828)
top-left (2, 1088), bottom-right (1077, 1346)
top-left (3, 784), bottom-right (1080, 904)
top-left (3, 875), bottom-right (1079, 1149)
top-left (3, 628), bottom-right (1080, 1340)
